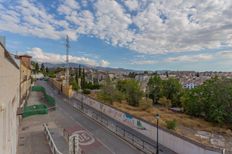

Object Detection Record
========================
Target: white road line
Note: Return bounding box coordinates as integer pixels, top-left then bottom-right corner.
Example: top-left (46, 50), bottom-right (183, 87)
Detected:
top-left (44, 82), bottom-right (142, 154)
top-left (70, 104), bottom-right (143, 154)
top-left (57, 105), bottom-right (116, 154)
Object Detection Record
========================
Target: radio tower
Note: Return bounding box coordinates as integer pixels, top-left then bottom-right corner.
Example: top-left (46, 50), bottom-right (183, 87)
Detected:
top-left (65, 35), bottom-right (70, 86)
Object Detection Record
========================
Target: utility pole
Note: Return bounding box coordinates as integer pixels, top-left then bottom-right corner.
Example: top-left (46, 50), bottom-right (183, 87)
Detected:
top-left (65, 35), bottom-right (70, 86)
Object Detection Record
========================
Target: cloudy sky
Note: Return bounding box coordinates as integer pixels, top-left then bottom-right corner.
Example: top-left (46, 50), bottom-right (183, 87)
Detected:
top-left (0, 0), bottom-right (232, 71)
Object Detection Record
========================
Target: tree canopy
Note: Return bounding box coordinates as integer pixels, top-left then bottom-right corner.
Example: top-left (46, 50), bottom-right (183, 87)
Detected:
top-left (181, 77), bottom-right (232, 123)
top-left (147, 76), bottom-right (182, 107)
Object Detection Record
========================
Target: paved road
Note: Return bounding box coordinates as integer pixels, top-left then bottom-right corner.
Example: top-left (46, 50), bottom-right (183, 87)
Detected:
top-left (71, 95), bottom-right (176, 154)
top-left (39, 81), bottom-right (142, 154)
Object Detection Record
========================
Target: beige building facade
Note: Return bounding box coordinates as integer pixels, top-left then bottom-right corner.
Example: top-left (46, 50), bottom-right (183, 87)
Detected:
top-left (17, 55), bottom-right (32, 107)
top-left (0, 43), bottom-right (20, 154)
top-left (50, 78), bottom-right (73, 97)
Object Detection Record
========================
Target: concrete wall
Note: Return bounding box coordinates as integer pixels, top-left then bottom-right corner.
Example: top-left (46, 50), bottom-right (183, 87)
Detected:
top-left (49, 78), bottom-right (73, 97)
top-left (0, 45), bottom-right (20, 154)
top-left (75, 93), bottom-right (223, 154)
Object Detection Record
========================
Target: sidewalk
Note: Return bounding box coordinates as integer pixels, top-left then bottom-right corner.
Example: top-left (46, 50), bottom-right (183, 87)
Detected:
top-left (17, 90), bottom-right (68, 154)
top-left (17, 90), bottom-right (51, 154)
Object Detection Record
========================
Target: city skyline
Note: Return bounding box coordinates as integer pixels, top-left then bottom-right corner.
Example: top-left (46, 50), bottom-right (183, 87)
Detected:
top-left (1, 0), bottom-right (232, 71)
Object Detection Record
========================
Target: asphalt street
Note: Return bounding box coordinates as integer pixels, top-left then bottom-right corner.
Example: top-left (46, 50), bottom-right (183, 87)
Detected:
top-left (38, 80), bottom-right (142, 154)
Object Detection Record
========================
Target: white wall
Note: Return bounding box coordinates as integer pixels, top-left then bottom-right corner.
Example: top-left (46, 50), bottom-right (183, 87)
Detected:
top-left (0, 46), bottom-right (20, 154)
top-left (75, 93), bottom-right (223, 154)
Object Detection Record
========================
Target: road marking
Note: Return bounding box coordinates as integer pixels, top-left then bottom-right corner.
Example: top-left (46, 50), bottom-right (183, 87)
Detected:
top-left (43, 83), bottom-right (142, 154)
top-left (58, 106), bottom-right (116, 154)
top-left (72, 130), bottom-right (95, 146)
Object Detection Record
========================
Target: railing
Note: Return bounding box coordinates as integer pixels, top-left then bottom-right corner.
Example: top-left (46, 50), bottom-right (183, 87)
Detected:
top-left (48, 80), bottom-right (227, 154)
top-left (71, 100), bottom-right (158, 154)
top-left (43, 123), bottom-right (63, 154)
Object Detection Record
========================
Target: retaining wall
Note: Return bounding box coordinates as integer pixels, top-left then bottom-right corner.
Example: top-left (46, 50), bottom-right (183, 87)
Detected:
top-left (74, 93), bottom-right (223, 154)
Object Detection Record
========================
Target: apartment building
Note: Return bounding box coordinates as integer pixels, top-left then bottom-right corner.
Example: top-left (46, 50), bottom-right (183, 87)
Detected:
top-left (0, 42), bottom-right (20, 154)
top-left (16, 55), bottom-right (32, 107)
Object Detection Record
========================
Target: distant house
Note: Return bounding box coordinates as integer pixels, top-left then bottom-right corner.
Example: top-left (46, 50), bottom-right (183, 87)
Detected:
top-left (184, 83), bottom-right (195, 89)
top-left (31, 73), bottom-right (44, 79)
top-left (135, 74), bottom-right (151, 92)
top-left (135, 74), bottom-right (150, 82)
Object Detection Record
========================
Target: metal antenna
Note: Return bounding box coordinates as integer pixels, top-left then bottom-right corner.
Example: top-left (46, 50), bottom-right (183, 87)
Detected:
top-left (65, 35), bottom-right (70, 86)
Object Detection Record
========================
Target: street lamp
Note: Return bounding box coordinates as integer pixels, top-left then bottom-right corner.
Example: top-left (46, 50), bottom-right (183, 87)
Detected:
top-left (155, 113), bottom-right (160, 154)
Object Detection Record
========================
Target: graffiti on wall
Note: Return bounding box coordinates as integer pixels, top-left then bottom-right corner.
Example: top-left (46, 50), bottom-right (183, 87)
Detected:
top-left (77, 94), bottom-right (152, 137)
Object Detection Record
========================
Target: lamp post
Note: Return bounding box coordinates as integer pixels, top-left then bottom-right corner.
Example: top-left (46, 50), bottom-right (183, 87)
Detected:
top-left (155, 113), bottom-right (160, 154)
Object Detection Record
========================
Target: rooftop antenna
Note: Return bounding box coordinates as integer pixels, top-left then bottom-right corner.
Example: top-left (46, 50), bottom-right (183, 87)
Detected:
top-left (65, 35), bottom-right (70, 86)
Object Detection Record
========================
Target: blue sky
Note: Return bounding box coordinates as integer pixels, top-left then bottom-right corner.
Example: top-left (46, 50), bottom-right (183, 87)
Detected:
top-left (0, 0), bottom-right (232, 71)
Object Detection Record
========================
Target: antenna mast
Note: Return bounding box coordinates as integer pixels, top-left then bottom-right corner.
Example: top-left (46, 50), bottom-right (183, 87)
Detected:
top-left (65, 35), bottom-right (70, 86)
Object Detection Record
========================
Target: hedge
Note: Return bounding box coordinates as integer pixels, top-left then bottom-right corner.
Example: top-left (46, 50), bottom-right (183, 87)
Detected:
top-left (23, 104), bottom-right (48, 118)
top-left (32, 86), bottom-right (55, 107)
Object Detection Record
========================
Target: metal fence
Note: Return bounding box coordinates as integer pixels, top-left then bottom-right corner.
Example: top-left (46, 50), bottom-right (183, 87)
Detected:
top-left (43, 123), bottom-right (63, 154)
top-left (71, 100), bottom-right (158, 154)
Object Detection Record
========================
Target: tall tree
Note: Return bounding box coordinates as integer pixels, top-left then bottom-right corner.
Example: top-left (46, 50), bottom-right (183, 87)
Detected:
top-left (35, 62), bottom-right (39, 73)
top-left (117, 79), bottom-right (143, 107)
top-left (78, 65), bottom-right (81, 77)
top-left (40, 63), bottom-right (45, 73)
top-left (81, 68), bottom-right (85, 89)
top-left (147, 75), bottom-right (162, 104)
top-left (75, 68), bottom-right (78, 81)
top-left (45, 67), bottom-right (49, 74)
top-left (161, 78), bottom-right (182, 107)
top-left (165, 71), bottom-right (169, 78)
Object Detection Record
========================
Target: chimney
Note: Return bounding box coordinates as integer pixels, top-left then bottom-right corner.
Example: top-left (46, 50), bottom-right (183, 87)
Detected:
top-left (0, 36), bottom-right (6, 47)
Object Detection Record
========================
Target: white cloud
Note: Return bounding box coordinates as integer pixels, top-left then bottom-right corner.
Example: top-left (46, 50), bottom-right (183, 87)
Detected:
top-left (1, 0), bottom-right (232, 54)
top-left (217, 50), bottom-right (232, 58)
top-left (99, 60), bottom-right (110, 67)
top-left (124, 0), bottom-right (139, 11)
top-left (57, 0), bottom-right (80, 15)
top-left (0, 0), bottom-right (78, 40)
top-left (26, 47), bottom-right (110, 67)
top-left (130, 60), bottom-right (157, 65)
top-left (165, 54), bottom-right (214, 62)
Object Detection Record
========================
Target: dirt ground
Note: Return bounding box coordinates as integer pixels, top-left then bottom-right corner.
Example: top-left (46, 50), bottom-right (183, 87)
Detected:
top-left (89, 93), bottom-right (232, 151)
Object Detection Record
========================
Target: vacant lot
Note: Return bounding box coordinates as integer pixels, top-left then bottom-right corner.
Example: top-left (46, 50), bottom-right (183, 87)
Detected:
top-left (89, 93), bottom-right (232, 150)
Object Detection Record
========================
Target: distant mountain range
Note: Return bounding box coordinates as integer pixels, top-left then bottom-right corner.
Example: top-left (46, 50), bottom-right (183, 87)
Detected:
top-left (42, 62), bottom-right (146, 74)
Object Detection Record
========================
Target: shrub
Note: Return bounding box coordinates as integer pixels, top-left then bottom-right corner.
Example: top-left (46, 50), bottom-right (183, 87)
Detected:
top-left (71, 80), bottom-right (80, 91)
top-left (158, 97), bottom-right (172, 108)
top-left (139, 100), bottom-right (153, 110)
top-left (165, 120), bottom-right (177, 130)
top-left (83, 89), bottom-right (90, 94)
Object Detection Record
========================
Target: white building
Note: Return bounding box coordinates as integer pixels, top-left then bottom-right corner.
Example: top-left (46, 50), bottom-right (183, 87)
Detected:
top-left (135, 74), bottom-right (151, 92)
top-left (184, 83), bottom-right (195, 89)
top-left (0, 42), bottom-right (20, 154)
top-left (31, 73), bottom-right (44, 80)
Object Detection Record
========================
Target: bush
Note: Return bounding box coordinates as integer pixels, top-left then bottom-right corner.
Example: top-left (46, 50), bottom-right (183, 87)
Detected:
top-left (83, 89), bottom-right (90, 94)
top-left (158, 97), bottom-right (172, 108)
top-left (84, 82), bottom-right (100, 90)
top-left (97, 92), bottom-right (113, 104)
top-left (47, 71), bottom-right (56, 78)
top-left (71, 80), bottom-right (79, 91)
top-left (139, 100), bottom-right (153, 110)
top-left (165, 120), bottom-right (177, 130)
